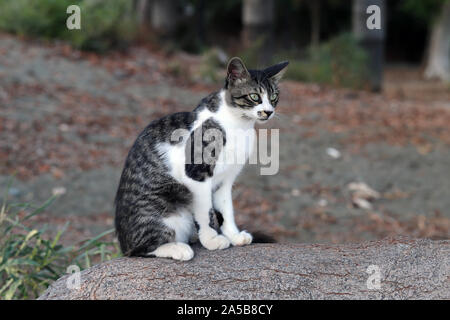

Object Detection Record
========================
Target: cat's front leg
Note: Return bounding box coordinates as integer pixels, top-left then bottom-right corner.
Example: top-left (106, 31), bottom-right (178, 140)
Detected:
top-left (213, 181), bottom-right (252, 246)
top-left (192, 182), bottom-right (230, 250)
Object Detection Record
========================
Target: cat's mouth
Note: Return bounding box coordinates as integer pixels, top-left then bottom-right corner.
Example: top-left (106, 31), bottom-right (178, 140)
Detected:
top-left (257, 117), bottom-right (271, 123)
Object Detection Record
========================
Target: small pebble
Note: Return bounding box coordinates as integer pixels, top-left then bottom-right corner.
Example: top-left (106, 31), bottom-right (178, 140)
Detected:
top-left (8, 187), bottom-right (21, 196)
top-left (59, 123), bottom-right (70, 132)
top-left (326, 147), bottom-right (341, 159)
top-left (52, 187), bottom-right (67, 196)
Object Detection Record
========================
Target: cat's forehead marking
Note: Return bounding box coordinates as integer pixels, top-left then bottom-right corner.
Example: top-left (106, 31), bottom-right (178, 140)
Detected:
top-left (231, 81), bottom-right (271, 96)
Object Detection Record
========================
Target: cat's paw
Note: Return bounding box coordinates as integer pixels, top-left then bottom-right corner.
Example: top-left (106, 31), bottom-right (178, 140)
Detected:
top-left (200, 234), bottom-right (230, 250)
top-left (227, 231), bottom-right (253, 246)
top-left (151, 242), bottom-right (194, 261)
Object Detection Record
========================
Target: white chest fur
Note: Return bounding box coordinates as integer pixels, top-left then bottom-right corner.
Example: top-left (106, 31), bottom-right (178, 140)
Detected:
top-left (159, 91), bottom-right (255, 188)
top-left (210, 92), bottom-right (255, 185)
top-left (212, 118), bottom-right (255, 183)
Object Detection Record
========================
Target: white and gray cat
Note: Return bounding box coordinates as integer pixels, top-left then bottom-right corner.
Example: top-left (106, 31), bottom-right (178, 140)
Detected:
top-left (115, 57), bottom-right (288, 260)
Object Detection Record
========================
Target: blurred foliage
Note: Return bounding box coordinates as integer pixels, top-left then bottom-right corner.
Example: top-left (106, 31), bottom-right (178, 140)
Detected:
top-left (401, 0), bottom-right (447, 24)
top-left (198, 48), bottom-right (227, 83)
top-left (0, 0), bottom-right (138, 52)
top-left (74, 0), bottom-right (137, 52)
top-left (0, 0), bottom-right (440, 84)
top-left (0, 0), bottom-right (74, 39)
top-left (277, 33), bottom-right (369, 89)
top-left (185, 0), bottom-right (241, 32)
top-left (238, 36), bottom-right (267, 68)
top-left (172, 0), bottom-right (242, 53)
top-left (0, 179), bottom-right (120, 300)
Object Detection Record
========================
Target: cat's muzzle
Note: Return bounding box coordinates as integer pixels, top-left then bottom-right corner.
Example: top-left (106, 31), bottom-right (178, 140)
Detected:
top-left (257, 110), bottom-right (273, 121)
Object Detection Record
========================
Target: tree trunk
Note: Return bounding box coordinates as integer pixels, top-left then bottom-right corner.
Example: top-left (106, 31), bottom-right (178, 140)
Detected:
top-left (134, 0), bottom-right (151, 30)
top-left (424, 1), bottom-right (450, 82)
top-left (151, 0), bottom-right (178, 35)
top-left (242, 0), bottom-right (274, 26)
top-left (39, 238), bottom-right (449, 300)
top-left (352, 0), bottom-right (386, 92)
top-left (309, 0), bottom-right (321, 47)
top-left (242, 0), bottom-right (275, 66)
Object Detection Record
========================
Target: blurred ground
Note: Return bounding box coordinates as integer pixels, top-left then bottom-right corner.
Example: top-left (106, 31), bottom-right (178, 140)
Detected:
top-left (1, 34), bottom-right (449, 245)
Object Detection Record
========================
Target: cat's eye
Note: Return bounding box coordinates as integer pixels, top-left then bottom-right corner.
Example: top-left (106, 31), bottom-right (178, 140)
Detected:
top-left (248, 93), bottom-right (260, 102)
top-left (270, 93), bottom-right (278, 101)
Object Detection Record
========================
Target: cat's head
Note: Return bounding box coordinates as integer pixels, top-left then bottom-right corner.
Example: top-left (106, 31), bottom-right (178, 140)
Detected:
top-left (224, 57), bottom-right (289, 123)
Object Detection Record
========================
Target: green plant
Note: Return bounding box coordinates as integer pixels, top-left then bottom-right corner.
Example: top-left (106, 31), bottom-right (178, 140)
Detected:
top-left (278, 33), bottom-right (370, 89)
top-left (401, 0), bottom-right (447, 23)
top-left (0, 0), bottom-right (74, 39)
top-left (238, 36), bottom-right (268, 69)
top-left (197, 48), bottom-right (227, 83)
top-left (0, 0), bottom-right (138, 52)
top-left (0, 179), bottom-right (120, 300)
top-left (71, 0), bottom-right (138, 52)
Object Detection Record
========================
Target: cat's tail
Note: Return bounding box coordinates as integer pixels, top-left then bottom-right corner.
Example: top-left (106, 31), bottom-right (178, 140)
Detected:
top-left (246, 230), bottom-right (277, 243)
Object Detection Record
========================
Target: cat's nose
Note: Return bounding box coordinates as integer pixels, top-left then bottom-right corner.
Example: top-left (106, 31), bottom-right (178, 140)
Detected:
top-left (264, 111), bottom-right (273, 118)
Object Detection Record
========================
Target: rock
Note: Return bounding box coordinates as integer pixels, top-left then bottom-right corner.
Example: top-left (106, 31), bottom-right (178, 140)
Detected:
top-left (38, 237), bottom-right (449, 300)
top-left (348, 182), bottom-right (381, 200)
top-left (326, 147), bottom-right (341, 159)
top-left (348, 182), bottom-right (381, 210)
top-left (352, 197), bottom-right (373, 210)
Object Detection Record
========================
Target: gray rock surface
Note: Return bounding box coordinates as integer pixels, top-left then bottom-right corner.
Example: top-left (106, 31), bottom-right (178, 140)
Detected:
top-left (39, 237), bottom-right (449, 300)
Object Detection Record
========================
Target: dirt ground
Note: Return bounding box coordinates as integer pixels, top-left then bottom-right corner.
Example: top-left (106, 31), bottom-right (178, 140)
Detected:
top-left (1, 34), bottom-right (449, 245)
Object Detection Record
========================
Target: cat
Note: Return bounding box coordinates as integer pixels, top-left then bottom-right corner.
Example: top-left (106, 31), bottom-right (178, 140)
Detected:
top-left (114, 57), bottom-right (288, 261)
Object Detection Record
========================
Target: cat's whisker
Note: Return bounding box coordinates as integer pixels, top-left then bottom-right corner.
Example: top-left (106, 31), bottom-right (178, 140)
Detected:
top-left (273, 112), bottom-right (291, 121)
top-left (275, 110), bottom-right (298, 121)
top-left (269, 112), bottom-right (302, 129)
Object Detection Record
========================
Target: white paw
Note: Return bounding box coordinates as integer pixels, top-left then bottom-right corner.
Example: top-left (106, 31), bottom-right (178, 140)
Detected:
top-left (200, 234), bottom-right (231, 250)
top-left (150, 242), bottom-right (194, 261)
top-left (227, 231), bottom-right (253, 246)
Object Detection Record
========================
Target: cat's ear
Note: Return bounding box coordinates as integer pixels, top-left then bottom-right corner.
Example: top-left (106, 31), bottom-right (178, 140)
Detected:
top-left (264, 61), bottom-right (289, 83)
top-left (226, 57), bottom-right (251, 86)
